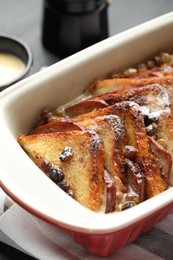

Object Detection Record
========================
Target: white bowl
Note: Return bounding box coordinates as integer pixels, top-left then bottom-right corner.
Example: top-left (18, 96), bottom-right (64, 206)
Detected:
top-left (1, 12), bottom-right (173, 257)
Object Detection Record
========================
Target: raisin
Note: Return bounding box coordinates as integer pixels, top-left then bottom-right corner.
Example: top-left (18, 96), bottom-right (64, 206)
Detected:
top-left (154, 55), bottom-right (161, 66)
top-left (40, 108), bottom-right (52, 123)
top-left (122, 201), bottom-right (136, 210)
top-left (66, 189), bottom-right (74, 198)
top-left (59, 146), bottom-right (73, 162)
top-left (49, 166), bottom-right (64, 183)
top-left (143, 113), bottom-right (157, 126)
top-left (124, 145), bottom-right (137, 160)
top-left (58, 181), bottom-right (70, 191)
top-left (145, 122), bottom-right (158, 136)
top-left (136, 63), bottom-right (147, 72)
top-left (147, 60), bottom-right (155, 69)
top-left (41, 160), bottom-right (52, 173)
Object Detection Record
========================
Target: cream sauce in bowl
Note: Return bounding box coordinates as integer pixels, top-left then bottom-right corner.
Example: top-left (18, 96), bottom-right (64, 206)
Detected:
top-left (0, 52), bottom-right (25, 86)
top-left (0, 33), bottom-right (33, 90)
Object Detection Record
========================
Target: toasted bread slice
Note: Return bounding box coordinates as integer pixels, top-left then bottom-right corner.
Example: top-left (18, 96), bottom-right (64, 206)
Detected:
top-left (90, 84), bottom-right (170, 114)
top-left (148, 136), bottom-right (172, 185)
top-left (38, 106), bottom-right (146, 210)
top-left (77, 115), bottom-right (127, 182)
top-left (18, 130), bottom-right (104, 212)
top-left (76, 114), bottom-right (129, 210)
top-left (107, 102), bottom-right (168, 198)
top-left (73, 101), bottom-right (167, 199)
top-left (83, 84), bottom-right (173, 185)
top-left (89, 76), bottom-right (173, 97)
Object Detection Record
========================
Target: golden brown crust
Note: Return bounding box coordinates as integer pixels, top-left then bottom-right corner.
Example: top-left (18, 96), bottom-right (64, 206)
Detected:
top-left (76, 114), bottom-right (127, 181)
top-left (109, 102), bottom-right (168, 197)
top-left (156, 115), bottom-right (173, 184)
top-left (75, 113), bottom-right (128, 210)
top-left (89, 76), bottom-right (173, 97)
top-left (85, 69), bottom-right (173, 189)
top-left (18, 130), bottom-right (104, 212)
top-left (73, 101), bottom-right (167, 199)
top-left (90, 84), bottom-right (170, 113)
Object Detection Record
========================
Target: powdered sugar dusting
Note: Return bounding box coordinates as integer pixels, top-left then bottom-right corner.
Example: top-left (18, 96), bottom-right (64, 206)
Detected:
top-left (87, 129), bottom-right (103, 151)
top-left (99, 114), bottom-right (125, 137)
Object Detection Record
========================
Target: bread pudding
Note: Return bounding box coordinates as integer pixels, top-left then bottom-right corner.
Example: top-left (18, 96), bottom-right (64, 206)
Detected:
top-left (18, 52), bottom-right (173, 213)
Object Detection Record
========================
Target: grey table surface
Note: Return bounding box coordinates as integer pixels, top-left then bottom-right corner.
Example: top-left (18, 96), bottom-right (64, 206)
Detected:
top-left (1, 0), bottom-right (173, 259)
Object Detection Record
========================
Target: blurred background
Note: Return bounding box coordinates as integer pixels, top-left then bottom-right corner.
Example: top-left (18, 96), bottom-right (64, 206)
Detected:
top-left (0, 0), bottom-right (173, 75)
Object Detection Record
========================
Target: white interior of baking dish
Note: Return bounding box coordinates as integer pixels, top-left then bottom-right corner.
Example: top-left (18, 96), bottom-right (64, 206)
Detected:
top-left (0, 12), bottom-right (173, 234)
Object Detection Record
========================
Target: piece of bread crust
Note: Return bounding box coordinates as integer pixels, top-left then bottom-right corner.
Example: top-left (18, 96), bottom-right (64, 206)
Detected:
top-left (76, 114), bottom-right (129, 210)
top-left (18, 130), bottom-right (104, 212)
top-left (89, 76), bottom-right (173, 98)
top-left (78, 115), bottom-right (127, 182)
